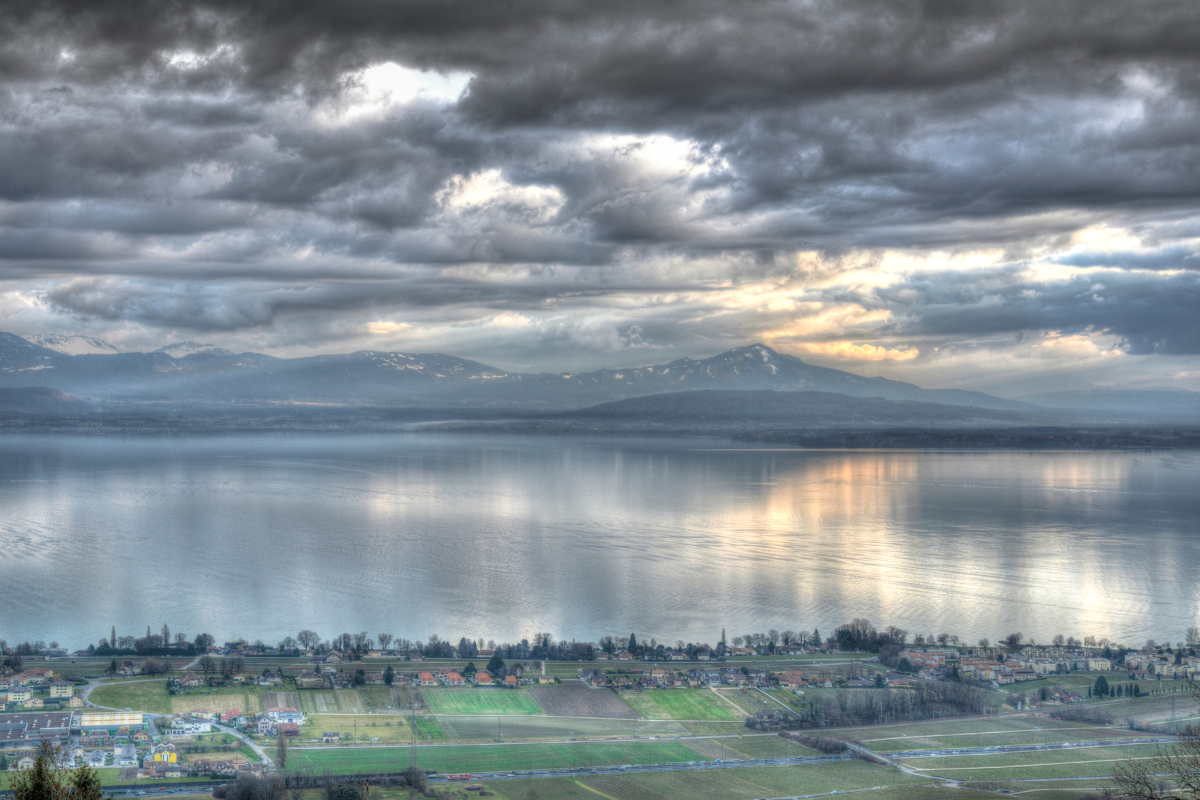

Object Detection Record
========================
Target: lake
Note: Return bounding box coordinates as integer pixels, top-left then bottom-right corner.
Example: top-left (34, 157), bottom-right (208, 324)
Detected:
top-left (1, 433), bottom-right (1197, 650)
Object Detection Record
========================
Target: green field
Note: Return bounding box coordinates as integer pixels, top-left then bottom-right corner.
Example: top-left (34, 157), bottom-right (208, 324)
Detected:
top-left (899, 741), bottom-right (1174, 780)
top-left (489, 761), bottom-right (929, 800)
top-left (846, 716), bottom-right (1140, 752)
top-left (422, 688), bottom-right (544, 716)
top-left (620, 690), bottom-right (739, 721)
top-left (290, 738), bottom-right (707, 774)
top-left (89, 679), bottom-right (173, 713)
top-left (437, 713), bottom-right (688, 741)
top-left (305, 714), bottom-right (409, 741)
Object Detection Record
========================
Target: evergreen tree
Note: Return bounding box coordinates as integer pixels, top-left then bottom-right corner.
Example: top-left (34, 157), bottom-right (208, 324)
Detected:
top-left (487, 652), bottom-right (505, 674)
top-left (383, 666), bottom-right (394, 685)
top-left (1094, 675), bottom-right (1109, 697)
top-left (628, 633), bottom-right (638, 654)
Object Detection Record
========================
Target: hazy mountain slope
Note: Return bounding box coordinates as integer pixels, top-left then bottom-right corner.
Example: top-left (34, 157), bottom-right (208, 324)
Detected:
top-left (1019, 389), bottom-right (1200, 419)
top-left (0, 332), bottom-right (1027, 410)
top-left (564, 389), bottom-right (1033, 426)
top-left (0, 387), bottom-right (89, 412)
top-left (27, 334), bottom-right (121, 355)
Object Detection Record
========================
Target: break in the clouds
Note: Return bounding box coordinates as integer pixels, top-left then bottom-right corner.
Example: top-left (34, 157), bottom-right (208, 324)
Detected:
top-left (3, 0), bottom-right (1200, 393)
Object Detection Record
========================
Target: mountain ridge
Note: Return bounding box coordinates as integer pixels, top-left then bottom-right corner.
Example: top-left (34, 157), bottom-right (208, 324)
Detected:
top-left (0, 331), bottom-right (1028, 410)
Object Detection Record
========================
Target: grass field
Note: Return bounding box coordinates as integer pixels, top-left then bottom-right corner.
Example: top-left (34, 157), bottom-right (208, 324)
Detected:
top-left (171, 692), bottom-right (259, 714)
top-left (437, 713), bottom-right (689, 741)
top-left (685, 734), bottom-right (820, 761)
top-left (289, 738), bottom-right (707, 774)
top-left (298, 690), bottom-right (367, 714)
top-left (491, 761), bottom-right (929, 800)
top-left (304, 714), bottom-right (409, 741)
top-left (846, 716), bottom-right (1143, 752)
top-left (89, 680), bottom-right (173, 713)
top-left (422, 688), bottom-right (543, 716)
top-left (899, 741), bottom-right (1174, 780)
top-left (620, 689), bottom-right (741, 721)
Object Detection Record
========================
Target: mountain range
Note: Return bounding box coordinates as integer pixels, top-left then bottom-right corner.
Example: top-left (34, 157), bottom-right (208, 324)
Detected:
top-left (0, 332), bottom-right (1030, 411)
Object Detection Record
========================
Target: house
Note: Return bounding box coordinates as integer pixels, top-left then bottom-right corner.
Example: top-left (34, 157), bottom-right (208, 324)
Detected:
top-left (537, 675), bottom-right (554, 684)
top-left (321, 732), bottom-right (341, 742)
top-left (26, 697), bottom-right (44, 709)
top-left (7, 686), bottom-right (32, 704)
top-left (67, 696), bottom-right (84, 708)
top-left (323, 651), bottom-right (344, 665)
top-left (778, 672), bottom-right (807, 689)
top-left (256, 717), bottom-right (274, 736)
top-left (332, 672), bottom-right (350, 688)
top-left (132, 730), bottom-right (151, 744)
top-left (266, 708), bottom-right (304, 725)
top-left (49, 682), bottom-right (74, 698)
top-left (444, 672), bottom-right (465, 686)
top-left (169, 716), bottom-right (212, 735)
top-left (363, 672), bottom-right (385, 685)
top-left (257, 670), bottom-right (284, 687)
top-left (86, 750), bottom-right (107, 768)
top-left (407, 651), bottom-right (425, 662)
top-left (504, 676), bottom-right (517, 688)
top-left (418, 672), bottom-right (438, 686)
top-left (151, 743), bottom-right (178, 763)
top-left (177, 674), bottom-right (205, 689)
top-left (17, 754), bottom-right (36, 770)
top-left (296, 671), bottom-right (325, 689)
top-left (474, 672), bottom-right (493, 686)
top-left (114, 745), bottom-right (138, 768)
top-left (277, 722), bottom-right (300, 737)
top-left (886, 676), bottom-right (911, 687)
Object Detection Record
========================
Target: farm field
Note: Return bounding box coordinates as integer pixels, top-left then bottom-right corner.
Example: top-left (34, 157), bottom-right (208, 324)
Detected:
top-left (88, 680), bottom-right (173, 713)
top-left (715, 687), bottom-right (779, 716)
top-left (304, 714), bottom-right (409, 741)
top-left (849, 717), bottom-right (1144, 752)
top-left (530, 682), bottom-right (637, 718)
top-left (899, 741), bottom-right (1174, 780)
top-left (297, 689), bottom-right (365, 714)
top-left (422, 688), bottom-right (543, 716)
top-left (619, 689), bottom-right (740, 721)
top-left (289, 738), bottom-right (707, 774)
top-left (261, 691), bottom-right (301, 710)
top-left (171, 691), bottom-right (260, 714)
top-left (437, 713), bottom-right (688, 741)
top-left (684, 733), bottom-right (820, 761)
top-left (494, 760), bottom-right (930, 800)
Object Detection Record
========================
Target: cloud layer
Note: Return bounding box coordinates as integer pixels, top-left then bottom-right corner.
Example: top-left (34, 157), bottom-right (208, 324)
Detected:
top-left (3, 0), bottom-right (1200, 392)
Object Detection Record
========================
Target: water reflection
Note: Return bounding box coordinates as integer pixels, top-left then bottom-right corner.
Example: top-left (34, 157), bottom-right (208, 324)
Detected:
top-left (0, 436), bottom-right (1197, 649)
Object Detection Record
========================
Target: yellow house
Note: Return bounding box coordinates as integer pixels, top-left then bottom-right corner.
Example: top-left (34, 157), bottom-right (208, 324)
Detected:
top-left (152, 745), bottom-right (178, 763)
top-left (7, 686), bottom-right (32, 703)
top-left (50, 682), bottom-right (74, 698)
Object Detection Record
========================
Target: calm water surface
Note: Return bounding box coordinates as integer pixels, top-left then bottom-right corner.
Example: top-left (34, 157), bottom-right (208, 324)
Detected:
top-left (1, 433), bottom-right (1197, 648)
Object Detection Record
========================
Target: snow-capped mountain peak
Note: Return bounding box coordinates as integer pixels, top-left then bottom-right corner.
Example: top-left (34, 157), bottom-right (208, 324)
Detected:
top-left (27, 334), bottom-right (121, 355)
top-left (155, 341), bottom-right (233, 358)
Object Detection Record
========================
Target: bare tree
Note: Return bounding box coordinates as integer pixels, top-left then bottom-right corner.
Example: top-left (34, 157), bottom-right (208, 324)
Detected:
top-left (276, 729), bottom-right (288, 769)
top-left (297, 630), bottom-right (319, 650)
top-left (199, 655), bottom-right (216, 679)
top-left (1113, 682), bottom-right (1200, 798)
top-left (377, 634), bottom-right (393, 652)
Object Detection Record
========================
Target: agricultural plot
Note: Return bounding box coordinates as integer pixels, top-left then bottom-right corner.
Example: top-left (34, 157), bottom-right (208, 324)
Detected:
top-left (300, 691), bottom-right (345, 713)
top-left (437, 714), bottom-right (687, 741)
top-left (899, 741), bottom-right (1174, 780)
top-left (304, 714), bottom-right (409, 741)
top-left (89, 680), bottom-right (173, 713)
top-left (261, 691), bottom-right (300, 710)
top-left (422, 688), bottom-right (543, 716)
top-left (842, 716), bottom-right (1128, 752)
top-left (172, 693), bottom-right (255, 715)
top-left (566, 760), bottom-right (928, 800)
top-left (530, 682), bottom-right (637, 718)
top-left (620, 689), bottom-right (739, 721)
top-left (716, 687), bottom-right (779, 715)
top-left (289, 738), bottom-right (706, 774)
top-left (356, 686), bottom-right (398, 710)
top-left (333, 689), bottom-right (366, 713)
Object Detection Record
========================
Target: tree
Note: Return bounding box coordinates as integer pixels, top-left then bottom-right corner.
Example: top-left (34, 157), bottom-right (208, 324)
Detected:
top-left (1004, 633), bottom-right (1023, 649)
top-left (276, 729), bottom-right (288, 769)
top-left (404, 766), bottom-right (427, 793)
top-left (628, 633), bottom-right (638, 653)
top-left (199, 655), bottom-right (216, 679)
top-left (978, 638), bottom-right (990, 649)
top-left (1094, 676), bottom-right (1110, 697)
top-left (1187, 627), bottom-right (1200, 650)
top-left (297, 630), bottom-right (319, 651)
top-left (1113, 682), bottom-right (1200, 798)
top-left (354, 669), bottom-right (366, 686)
top-left (874, 673), bottom-right (886, 687)
top-left (487, 652), bottom-right (505, 675)
top-left (11, 742), bottom-right (108, 800)
top-left (107, 659), bottom-right (118, 676)
top-left (383, 666), bottom-right (394, 685)
top-left (194, 633), bottom-right (215, 650)
top-left (377, 633), bottom-right (393, 653)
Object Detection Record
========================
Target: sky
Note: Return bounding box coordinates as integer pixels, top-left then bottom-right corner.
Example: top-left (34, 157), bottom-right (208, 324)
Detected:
top-left (2, 0), bottom-right (1200, 396)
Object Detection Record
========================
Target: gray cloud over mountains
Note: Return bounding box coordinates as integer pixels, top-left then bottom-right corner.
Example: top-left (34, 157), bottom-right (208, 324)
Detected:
top-left (2, 0), bottom-right (1200, 391)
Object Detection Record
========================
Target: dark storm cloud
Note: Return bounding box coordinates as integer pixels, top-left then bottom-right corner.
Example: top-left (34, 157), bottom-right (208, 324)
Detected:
top-left (3, 0), bottom-right (1200, 376)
